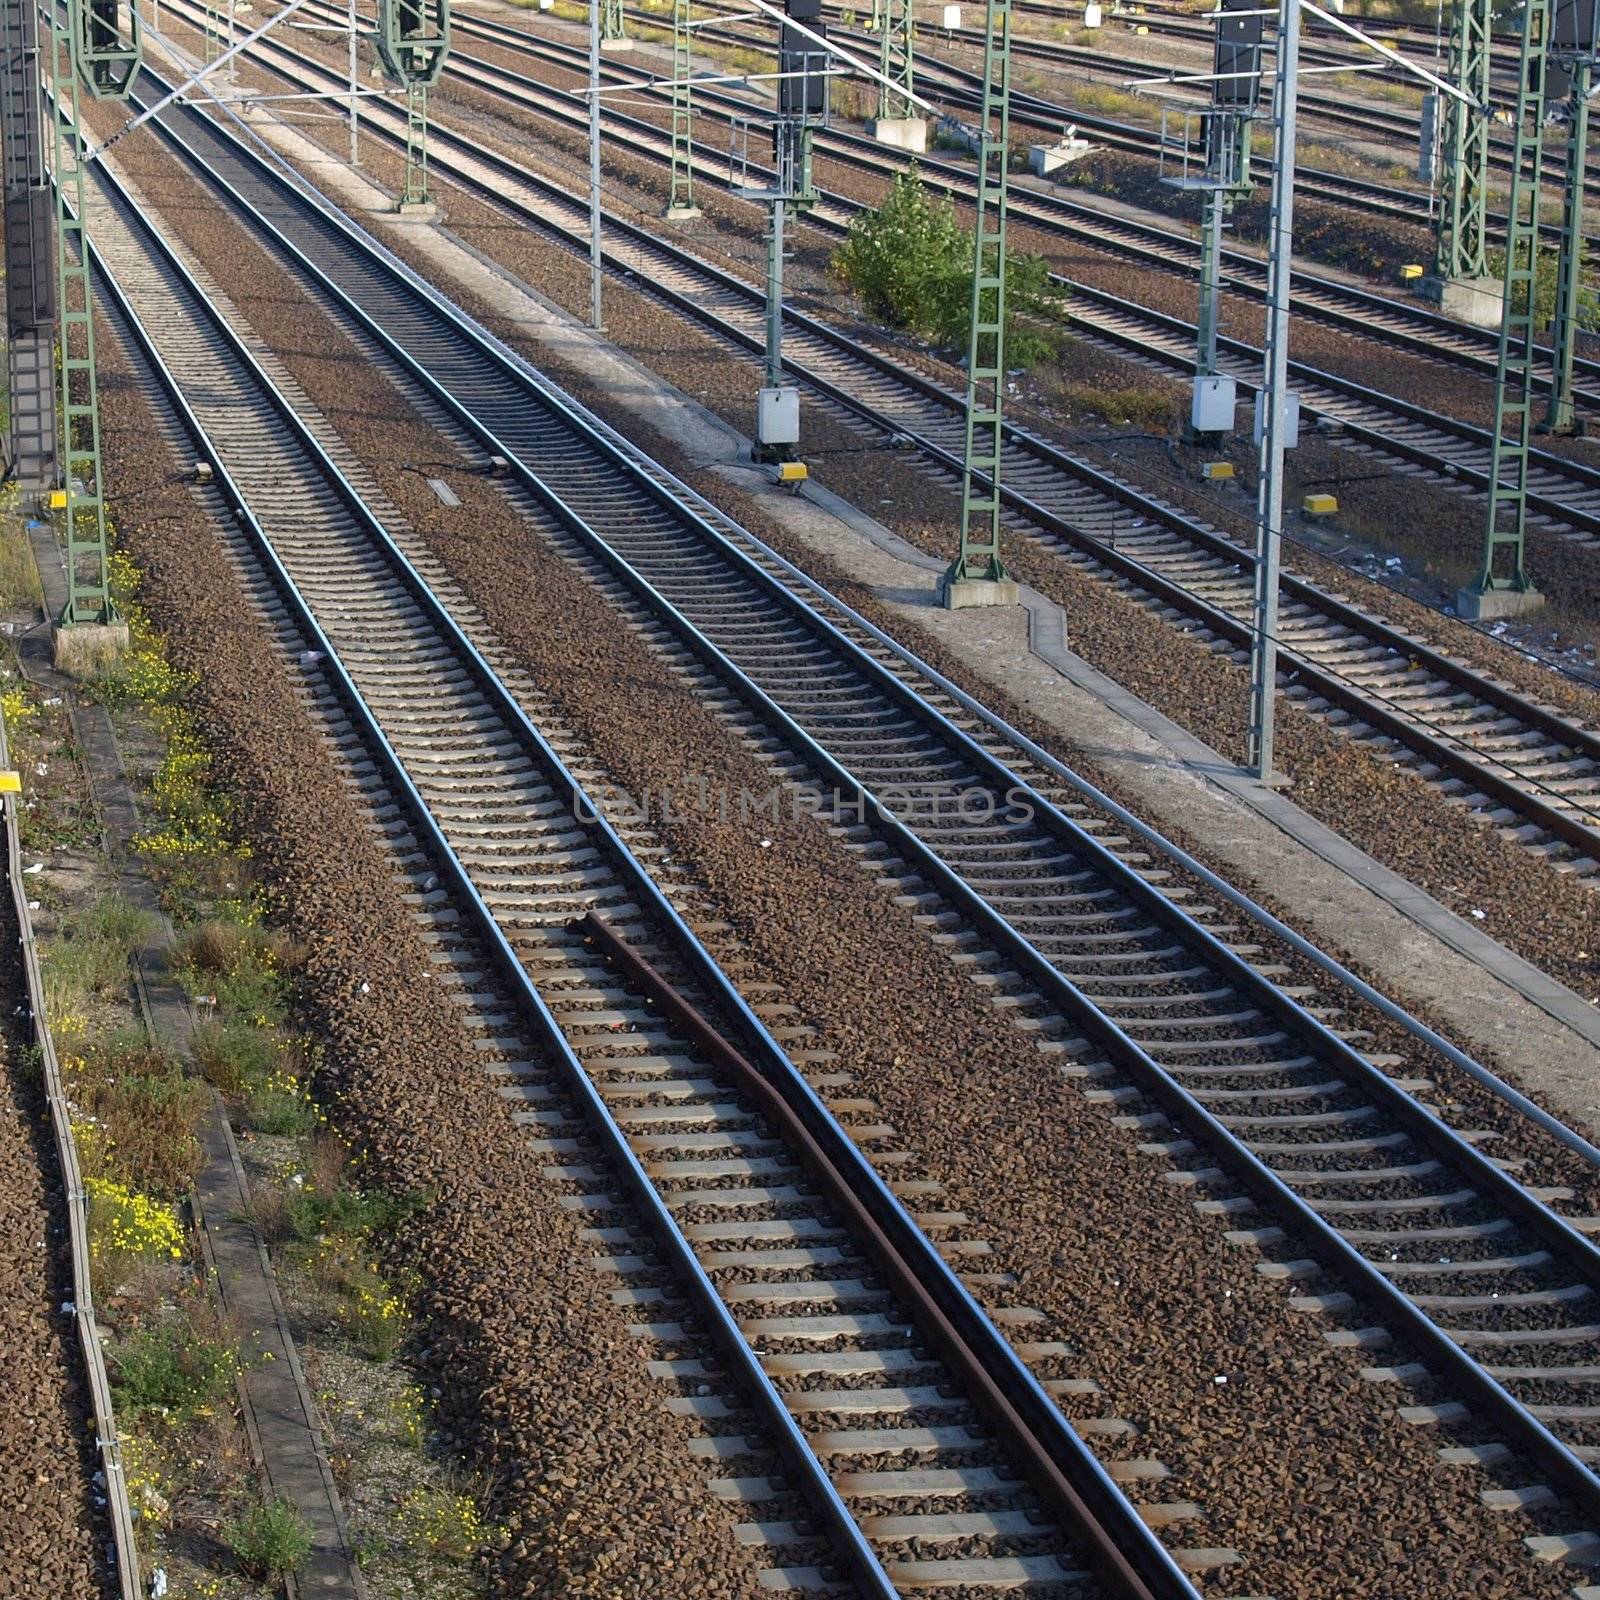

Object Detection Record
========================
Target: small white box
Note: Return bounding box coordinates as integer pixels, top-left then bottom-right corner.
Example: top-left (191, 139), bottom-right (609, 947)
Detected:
top-left (1253, 389), bottom-right (1301, 448)
top-left (943, 4), bottom-right (961, 27)
top-left (1083, 2), bottom-right (1102, 24)
top-left (758, 386), bottom-right (800, 447)
top-left (1190, 373), bottom-right (1236, 435)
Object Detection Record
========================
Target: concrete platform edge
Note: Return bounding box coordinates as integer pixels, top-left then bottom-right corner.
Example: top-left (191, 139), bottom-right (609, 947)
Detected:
top-left (789, 488), bottom-right (1600, 1056)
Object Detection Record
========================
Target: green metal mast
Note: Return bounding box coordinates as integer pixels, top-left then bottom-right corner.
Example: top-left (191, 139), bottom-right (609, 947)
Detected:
top-left (402, 84), bottom-right (429, 205)
top-left (376, 0), bottom-right (450, 211)
top-left (665, 0), bottom-right (696, 217)
top-left (50, 0), bottom-right (143, 627)
top-left (1467, 0), bottom-right (1549, 615)
top-left (1435, 0), bottom-right (1493, 281)
top-left (1544, 55), bottom-right (1592, 434)
top-left (944, 0), bottom-right (1014, 604)
top-left (602, 0), bottom-right (626, 44)
top-left (876, 0), bottom-right (914, 122)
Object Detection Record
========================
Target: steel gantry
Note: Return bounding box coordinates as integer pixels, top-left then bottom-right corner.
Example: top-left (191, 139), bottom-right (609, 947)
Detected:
top-left (375, 0), bottom-right (451, 211)
top-left (942, 0), bottom-right (1017, 608)
top-left (601, 0), bottom-right (626, 45)
top-left (1465, 0), bottom-right (1551, 618)
top-left (1543, 0), bottom-right (1599, 435)
top-left (1435, 0), bottom-right (1493, 285)
top-left (50, 0), bottom-right (143, 628)
top-left (2, 0), bottom-right (58, 489)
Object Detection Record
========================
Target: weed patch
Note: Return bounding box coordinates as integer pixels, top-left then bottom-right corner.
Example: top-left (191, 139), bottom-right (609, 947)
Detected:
top-left (226, 1495), bottom-right (312, 1579)
top-left (112, 1312), bottom-right (239, 1419)
top-left (833, 168), bottom-right (1063, 366)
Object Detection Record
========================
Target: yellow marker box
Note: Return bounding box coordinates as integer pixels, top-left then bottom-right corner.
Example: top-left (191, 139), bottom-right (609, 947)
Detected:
top-left (777, 461), bottom-right (809, 484)
top-left (0, 771), bottom-right (23, 795)
top-left (1399, 264), bottom-right (1424, 282)
top-left (47, 489), bottom-right (67, 510)
top-left (1202, 461), bottom-right (1235, 481)
top-left (1303, 492), bottom-right (1338, 516)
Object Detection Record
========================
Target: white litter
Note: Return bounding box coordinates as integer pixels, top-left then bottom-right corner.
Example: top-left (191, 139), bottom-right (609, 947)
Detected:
top-left (22, 862), bottom-right (42, 874)
top-left (1469, 908), bottom-right (1485, 920)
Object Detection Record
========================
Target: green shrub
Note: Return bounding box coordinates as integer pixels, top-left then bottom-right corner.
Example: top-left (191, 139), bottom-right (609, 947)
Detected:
top-left (286, 1183), bottom-right (425, 1244)
top-left (396, 1487), bottom-right (497, 1557)
top-left (248, 1084), bottom-right (317, 1138)
top-left (1486, 241), bottom-right (1600, 333)
top-left (112, 1315), bottom-right (239, 1418)
top-left (190, 1021), bottom-right (277, 1097)
top-left (70, 1032), bottom-right (207, 1198)
top-left (833, 168), bottom-right (1063, 367)
top-left (226, 1495), bottom-right (312, 1579)
top-left (338, 1260), bottom-right (409, 1362)
top-left (41, 896), bottom-right (155, 1016)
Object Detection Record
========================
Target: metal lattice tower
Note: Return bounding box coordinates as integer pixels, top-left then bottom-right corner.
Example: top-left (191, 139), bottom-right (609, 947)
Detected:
top-left (602, 0), bottom-right (626, 44)
top-left (49, 10), bottom-right (113, 623)
top-left (947, 0), bottom-right (1012, 591)
top-left (876, 0), bottom-right (914, 122)
top-left (403, 82), bottom-right (429, 204)
top-left (376, 0), bottom-right (450, 209)
top-left (1473, 0), bottom-right (1551, 602)
top-left (667, 0), bottom-right (694, 215)
top-left (1544, 53), bottom-right (1593, 434)
top-left (1435, 0), bottom-right (1493, 281)
top-left (2, 0), bottom-right (58, 488)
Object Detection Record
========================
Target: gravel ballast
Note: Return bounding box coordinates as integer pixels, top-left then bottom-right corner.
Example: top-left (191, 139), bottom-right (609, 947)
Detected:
top-left (83, 120), bottom-right (1600, 1597)
top-left (91, 272), bottom-right (767, 1600)
top-left (0, 877), bottom-right (106, 1594)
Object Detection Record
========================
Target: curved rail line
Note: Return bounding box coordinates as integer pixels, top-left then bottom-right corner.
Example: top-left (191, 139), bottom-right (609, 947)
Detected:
top-left (82, 130), bottom-right (1209, 1599)
top-left (142, 24), bottom-right (1600, 884)
top-left (86, 59), bottom-right (1600, 1567)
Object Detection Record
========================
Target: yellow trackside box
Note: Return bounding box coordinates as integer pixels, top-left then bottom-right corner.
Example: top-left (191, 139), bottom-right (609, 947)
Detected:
top-left (1202, 461), bottom-right (1234, 481)
top-left (1303, 493), bottom-right (1338, 516)
top-left (1399, 264), bottom-right (1424, 282)
top-left (777, 462), bottom-right (809, 489)
top-left (47, 489), bottom-right (67, 510)
top-left (0, 772), bottom-right (22, 795)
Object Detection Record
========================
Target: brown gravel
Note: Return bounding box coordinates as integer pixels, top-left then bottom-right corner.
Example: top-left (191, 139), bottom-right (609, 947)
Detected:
top-left (210, 16), bottom-right (1600, 641)
top-left (199, 84), bottom-right (1600, 1002)
top-left (0, 875), bottom-right (106, 1595)
top-left (90, 111), bottom-right (1600, 1598)
top-left (92, 232), bottom-right (766, 1600)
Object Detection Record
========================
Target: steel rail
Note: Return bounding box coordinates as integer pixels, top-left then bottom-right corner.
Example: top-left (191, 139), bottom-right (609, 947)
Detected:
top-left (433, 13), bottom-right (1600, 436)
top-left (79, 179), bottom-right (896, 1600)
top-left (85, 133), bottom-right (1198, 1599)
top-left (142, 4), bottom-right (1600, 1161)
top-left (0, 686), bottom-right (142, 1600)
top-left (111, 65), bottom-right (1600, 1520)
top-left (576, 910), bottom-right (1183, 1600)
top-left (182, 33), bottom-right (1600, 862)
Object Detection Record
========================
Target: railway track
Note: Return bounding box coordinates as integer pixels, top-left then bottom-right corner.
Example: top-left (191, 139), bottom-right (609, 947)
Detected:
top-left (82, 129), bottom-right (1214, 1599)
top-left (188, 0), bottom-right (1600, 430)
top-left (142, 22), bottom-right (1600, 886)
top-left (638, 0), bottom-right (1600, 247)
top-left (372, 9), bottom-right (1600, 523)
top-left (73, 59), bottom-right (1600, 1587)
